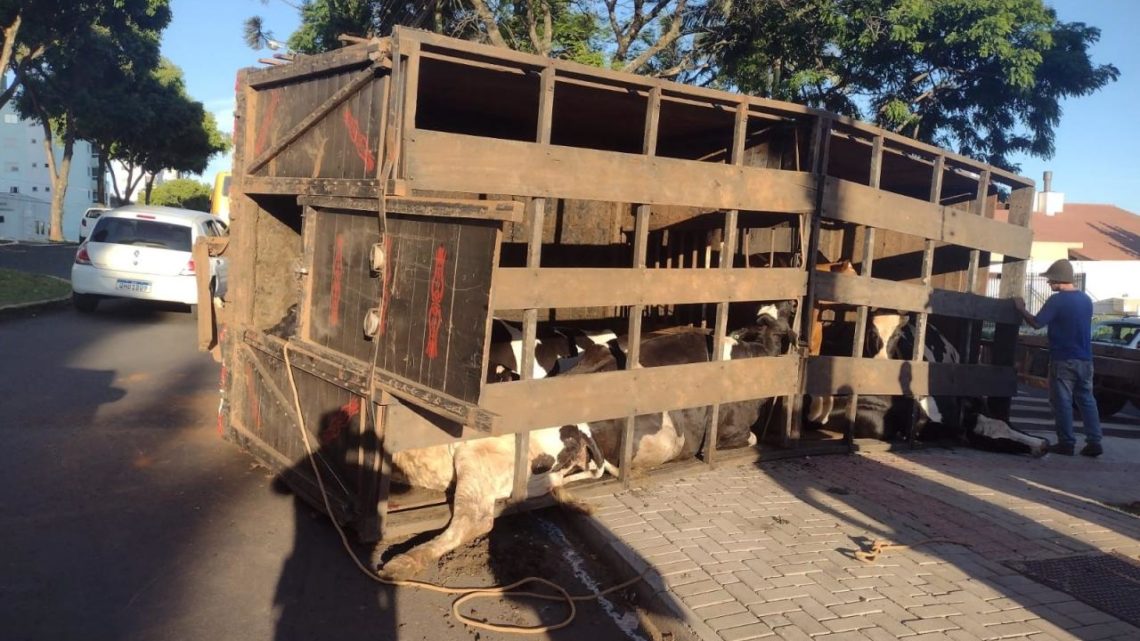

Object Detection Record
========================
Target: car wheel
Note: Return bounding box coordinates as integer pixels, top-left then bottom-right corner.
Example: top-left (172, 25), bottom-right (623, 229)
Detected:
top-left (73, 292), bottom-right (98, 313)
top-left (1094, 392), bottom-right (1127, 419)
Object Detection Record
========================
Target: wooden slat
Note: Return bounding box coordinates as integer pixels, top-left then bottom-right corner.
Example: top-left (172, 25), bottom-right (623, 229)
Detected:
top-left (242, 175), bottom-right (381, 198)
top-left (812, 271), bottom-right (1021, 324)
top-left (493, 267), bottom-right (807, 310)
top-left (405, 130), bottom-right (818, 213)
top-left (298, 194), bottom-right (523, 221)
top-left (805, 357), bottom-right (1017, 397)
top-left (821, 177), bottom-right (1032, 258)
top-left (246, 42), bottom-right (386, 87)
top-left (479, 355), bottom-right (802, 436)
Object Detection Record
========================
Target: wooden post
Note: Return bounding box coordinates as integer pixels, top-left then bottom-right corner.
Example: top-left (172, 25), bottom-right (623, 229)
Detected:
top-left (990, 184), bottom-right (1035, 422)
top-left (704, 101), bottom-right (747, 466)
top-left (511, 65), bottom-right (556, 501)
top-left (843, 135), bottom-right (884, 446)
top-left (955, 169), bottom-right (991, 430)
top-left (797, 117), bottom-right (832, 446)
top-left (619, 86), bottom-right (660, 487)
top-left (908, 155), bottom-right (943, 443)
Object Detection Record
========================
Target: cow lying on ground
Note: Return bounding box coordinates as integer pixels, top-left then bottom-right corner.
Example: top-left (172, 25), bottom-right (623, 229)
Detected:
top-left (559, 319), bottom-right (793, 476)
top-left (808, 316), bottom-right (1049, 456)
top-left (375, 319), bottom-right (619, 580)
top-left (378, 423), bottom-right (604, 580)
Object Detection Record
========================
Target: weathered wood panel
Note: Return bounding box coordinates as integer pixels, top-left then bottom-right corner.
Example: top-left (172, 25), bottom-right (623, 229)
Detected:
top-left (805, 356), bottom-right (1017, 397)
top-left (372, 214), bottom-right (500, 405)
top-left (492, 266), bottom-right (807, 310)
top-left (479, 354), bottom-right (801, 435)
top-left (822, 177), bottom-right (1032, 258)
top-left (813, 271), bottom-right (1021, 324)
top-left (404, 129), bottom-right (818, 212)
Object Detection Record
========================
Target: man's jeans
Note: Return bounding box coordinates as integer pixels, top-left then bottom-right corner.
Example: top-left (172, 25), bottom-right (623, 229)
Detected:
top-left (1049, 358), bottom-right (1103, 446)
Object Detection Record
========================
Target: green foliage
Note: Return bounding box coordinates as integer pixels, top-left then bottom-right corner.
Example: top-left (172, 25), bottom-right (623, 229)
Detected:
top-left (149, 178), bottom-right (212, 211)
top-left (700, 0), bottom-right (1119, 170)
top-left (271, 0), bottom-right (606, 65)
top-left (4, 0), bottom-right (174, 239)
top-left (100, 58), bottom-right (231, 200)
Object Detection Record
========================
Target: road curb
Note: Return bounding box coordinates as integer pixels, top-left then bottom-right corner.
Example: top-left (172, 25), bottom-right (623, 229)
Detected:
top-left (0, 294), bottom-right (72, 318)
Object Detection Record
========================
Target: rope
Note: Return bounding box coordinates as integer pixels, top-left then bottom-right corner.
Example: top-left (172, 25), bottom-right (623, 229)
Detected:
top-left (282, 344), bottom-right (650, 634)
top-left (855, 538), bottom-right (972, 563)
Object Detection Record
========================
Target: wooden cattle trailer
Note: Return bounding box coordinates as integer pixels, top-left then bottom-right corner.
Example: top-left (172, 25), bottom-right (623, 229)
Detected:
top-left (209, 28), bottom-right (1034, 542)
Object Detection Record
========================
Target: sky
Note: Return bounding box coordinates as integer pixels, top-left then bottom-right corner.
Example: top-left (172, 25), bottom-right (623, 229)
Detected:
top-left (161, 0), bottom-right (1139, 213)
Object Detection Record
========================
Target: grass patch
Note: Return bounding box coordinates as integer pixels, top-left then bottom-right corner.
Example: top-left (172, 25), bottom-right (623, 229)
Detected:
top-left (0, 268), bottom-right (70, 307)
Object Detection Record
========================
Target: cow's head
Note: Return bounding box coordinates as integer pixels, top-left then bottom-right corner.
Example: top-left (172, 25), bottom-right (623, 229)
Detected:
top-left (867, 310), bottom-right (911, 359)
top-left (530, 424), bottom-right (605, 482)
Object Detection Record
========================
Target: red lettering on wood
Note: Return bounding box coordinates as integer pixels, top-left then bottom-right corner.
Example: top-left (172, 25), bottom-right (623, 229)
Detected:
top-left (425, 244), bottom-right (447, 359)
top-left (342, 107), bottom-right (377, 173)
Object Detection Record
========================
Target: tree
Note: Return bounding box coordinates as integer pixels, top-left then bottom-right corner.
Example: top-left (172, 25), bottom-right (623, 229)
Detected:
top-left (100, 59), bottom-right (231, 205)
top-left (11, 0), bottom-right (173, 241)
top-left (149, 178), bottom-right (212, 211)
top-left (0, 0), bottom-right (96, 111)
top-left (249, 0), bottom-right (695, 74)
top-left (699, 0), bottom-right (1119, 170)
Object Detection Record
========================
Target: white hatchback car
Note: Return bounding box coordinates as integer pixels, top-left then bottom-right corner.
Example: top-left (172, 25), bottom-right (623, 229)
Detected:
top-left (78, 206), bottom-right (109, 242)
top-left (71, 205), bottom-right (229, 315)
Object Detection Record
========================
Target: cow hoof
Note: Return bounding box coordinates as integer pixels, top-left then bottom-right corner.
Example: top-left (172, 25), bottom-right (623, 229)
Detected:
top-left (380, 553), bottom-right (423, 581)
top-left (1031, 440), bottom-right (1050, 458)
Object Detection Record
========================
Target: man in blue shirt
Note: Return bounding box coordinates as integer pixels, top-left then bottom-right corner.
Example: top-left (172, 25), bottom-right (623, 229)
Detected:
top-left (1013, 259), bottom-right (1103, 456)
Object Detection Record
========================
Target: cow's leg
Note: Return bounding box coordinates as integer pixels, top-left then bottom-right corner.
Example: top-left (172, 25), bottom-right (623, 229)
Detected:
top-left (970, 415), bottom-right (1049, 457)
top-left (380, 441), bottom-right (511, 580)
top-left (807, 395), bottom-right (834, 424)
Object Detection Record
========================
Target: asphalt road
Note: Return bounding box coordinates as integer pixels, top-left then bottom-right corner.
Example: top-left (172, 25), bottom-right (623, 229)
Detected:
top-left (0, 241), bottom-right (77, 279)
top-left (0, 246), bottom-right (661, 641)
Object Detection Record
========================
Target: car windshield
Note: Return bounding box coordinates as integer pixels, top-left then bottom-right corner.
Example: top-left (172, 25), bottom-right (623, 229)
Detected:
top-left (1092, 322), bottom-right (1140, 346)
top-left (90, 217), bottom-right (192, 251)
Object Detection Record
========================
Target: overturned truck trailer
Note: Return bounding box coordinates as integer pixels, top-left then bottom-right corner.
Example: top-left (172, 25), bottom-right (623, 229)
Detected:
top-left (205, 27), bottom-right (1035, 542)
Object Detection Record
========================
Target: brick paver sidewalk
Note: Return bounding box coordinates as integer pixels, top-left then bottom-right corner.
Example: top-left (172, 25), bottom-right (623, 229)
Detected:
top-left (579, 444), bottom-right (1140, 641)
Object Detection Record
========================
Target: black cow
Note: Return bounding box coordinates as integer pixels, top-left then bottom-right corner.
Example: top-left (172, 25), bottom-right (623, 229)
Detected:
top-left (809, 317), bottom-right (1049, 456)
top-left (561, 321), bottom-right (791, 476)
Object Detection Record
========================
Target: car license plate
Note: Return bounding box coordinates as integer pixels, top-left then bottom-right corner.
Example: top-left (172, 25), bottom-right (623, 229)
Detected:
top-left (116, 279), bottom-right (152, 293)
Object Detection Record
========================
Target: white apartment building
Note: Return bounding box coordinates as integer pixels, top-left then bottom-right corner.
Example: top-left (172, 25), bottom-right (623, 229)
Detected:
top-left (1, 83), bottom-right (103, 242)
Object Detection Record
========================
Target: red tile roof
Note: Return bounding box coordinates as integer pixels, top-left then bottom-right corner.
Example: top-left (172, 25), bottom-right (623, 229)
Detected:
top-left (996, 203), bottom-right (1140, 261)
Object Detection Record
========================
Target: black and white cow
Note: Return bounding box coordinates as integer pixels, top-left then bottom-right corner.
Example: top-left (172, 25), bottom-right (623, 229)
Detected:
top-left (375, 320), bottom-right (613, 580)
top-left (379, 423), bottom-right (604, 580)
top-left (486, 319), bottom-right (617, 382)
top-left (808, 315), bottom-right (1049, 457)
top-left (560, 321), bottom-right (791, 476)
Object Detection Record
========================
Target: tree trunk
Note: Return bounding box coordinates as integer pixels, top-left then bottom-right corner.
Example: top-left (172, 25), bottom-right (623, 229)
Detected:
top-left (0, 14), bottom-right (22, 111)
top-left (144, 174), bottom-right (156, 204)
top-left (96, 149), bottom-right (108, 205)
top-left (49, 127), bottom-right (75, 242)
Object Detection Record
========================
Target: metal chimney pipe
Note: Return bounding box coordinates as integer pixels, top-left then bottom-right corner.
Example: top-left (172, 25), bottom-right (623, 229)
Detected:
top-left (1043, 170), bottom-right (1053, 192)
